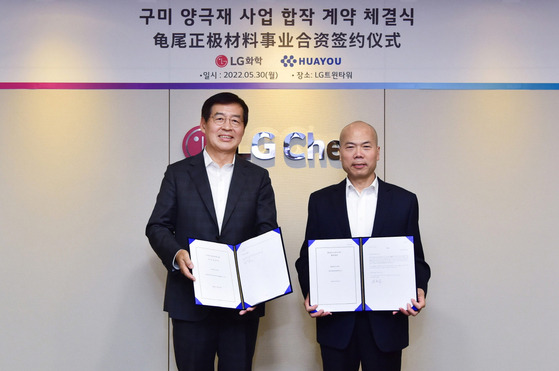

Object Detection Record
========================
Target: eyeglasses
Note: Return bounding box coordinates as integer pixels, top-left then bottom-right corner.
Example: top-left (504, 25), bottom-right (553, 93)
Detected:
top-left (211, 114), bottom-right (243, 127)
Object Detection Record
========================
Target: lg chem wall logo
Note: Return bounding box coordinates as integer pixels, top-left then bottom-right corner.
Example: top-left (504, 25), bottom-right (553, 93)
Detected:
top-left (182, 126), bottom-right (341, 163)
top-left (182, 126), bottom-right (205, 157)
top-left (280, 55), bottom-right (342, 67)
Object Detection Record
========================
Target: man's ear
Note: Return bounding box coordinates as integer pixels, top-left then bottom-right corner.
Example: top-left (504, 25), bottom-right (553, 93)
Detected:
top-left (199, 117), bottom-right (207, 133)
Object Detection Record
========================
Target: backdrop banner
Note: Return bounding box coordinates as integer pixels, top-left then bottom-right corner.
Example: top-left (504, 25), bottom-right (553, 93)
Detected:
top-left (1, 0), bottom-right (558, 85)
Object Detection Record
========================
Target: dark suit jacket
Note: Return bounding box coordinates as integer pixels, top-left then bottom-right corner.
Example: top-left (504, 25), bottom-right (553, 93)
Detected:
top-left (295, 178), bottom-right (431, 352)
top-left (146, 152), bottom-right (278, 321)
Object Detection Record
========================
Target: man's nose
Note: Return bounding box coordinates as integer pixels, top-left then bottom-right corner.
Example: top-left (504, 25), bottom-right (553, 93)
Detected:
top-left (221, 119), bottom-right (233, 129)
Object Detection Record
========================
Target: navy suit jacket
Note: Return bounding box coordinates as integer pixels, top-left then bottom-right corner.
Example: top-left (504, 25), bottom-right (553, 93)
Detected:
top-left (146, 152), bottom-right (278, 321)
top-left (295, 178), bottom-right (430, 352)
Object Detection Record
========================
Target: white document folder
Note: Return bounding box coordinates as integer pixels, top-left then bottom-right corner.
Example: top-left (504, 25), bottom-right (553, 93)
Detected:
top-left (190, 228), bottom-right (292, 309)
top-left (308, 236), bottom-right (416, 312)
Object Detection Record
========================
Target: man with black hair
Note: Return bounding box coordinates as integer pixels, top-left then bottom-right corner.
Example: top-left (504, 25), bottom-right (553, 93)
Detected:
top-left (147, 92), bottom-right (278, 371)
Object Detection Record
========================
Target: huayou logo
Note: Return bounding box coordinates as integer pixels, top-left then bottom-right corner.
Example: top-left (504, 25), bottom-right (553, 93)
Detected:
top-left (182, 126), bottom-right (205, 157)
top-left (280, 55), bottom-right (297, 67)
top-left (280, 55), bottom-right (342, 67)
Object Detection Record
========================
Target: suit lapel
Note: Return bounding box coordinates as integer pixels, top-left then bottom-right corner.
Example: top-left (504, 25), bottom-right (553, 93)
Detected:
top-left (188, 154), bottom-right (218, 228)
top-left (372, 178), bottom-right (389, 237)
top-left (221, 155), bottom-right (245, 230)
top-left (333, 180), bottom-right (352, 237)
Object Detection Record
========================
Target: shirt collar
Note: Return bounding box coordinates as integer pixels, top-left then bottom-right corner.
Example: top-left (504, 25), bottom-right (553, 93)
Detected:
top-left (346, 176), bottom-right (378, 195)
top-left (203, 149), bottom-right (235, 169)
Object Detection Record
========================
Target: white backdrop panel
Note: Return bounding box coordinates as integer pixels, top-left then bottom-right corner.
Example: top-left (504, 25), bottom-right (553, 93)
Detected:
top-left (0, 90), bottom-right (170, 370)
top-left (386, 90), bottom-right (559, 371)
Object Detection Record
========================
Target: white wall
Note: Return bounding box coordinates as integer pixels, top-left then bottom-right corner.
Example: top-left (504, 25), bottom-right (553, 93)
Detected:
top-left (0, 90), bottom-right (170, 370)
top-left (2, 89), bottom-right (559, 370)
top-left (387, 90), bottom-right (559, 371)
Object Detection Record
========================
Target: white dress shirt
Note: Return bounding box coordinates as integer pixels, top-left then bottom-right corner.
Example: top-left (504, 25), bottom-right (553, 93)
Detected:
top-left (346, 176), bottom-right (378, 238)
top-left (173, 150), bottom-right (235, 270)
top-left (203, 149), bottom-right (235, 233)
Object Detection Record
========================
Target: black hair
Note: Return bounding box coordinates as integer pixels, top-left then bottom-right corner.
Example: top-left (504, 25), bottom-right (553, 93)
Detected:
top-left (201, 92), bottom-right (249, 126)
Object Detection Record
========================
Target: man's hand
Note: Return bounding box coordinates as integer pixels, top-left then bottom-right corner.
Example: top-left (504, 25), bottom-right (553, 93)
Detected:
top-left (176, 249), bottom-right (195, 281)
top-left (239, 306), bottom-right (256, 316)
top-left (304, 294), bottom-right (332, 318)
top-left (393, 288), bottom-right (426, 316)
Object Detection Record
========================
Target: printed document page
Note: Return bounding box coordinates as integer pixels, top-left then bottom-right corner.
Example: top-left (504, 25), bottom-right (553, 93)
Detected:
top-left (308, 238), bottom-right (362, 312)
top-left (190, 240), bottom-right (240, 309)
top-left (362, 236), bottom-right (416, 311)
top-left (237, 229), bottom-right (292, 307)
